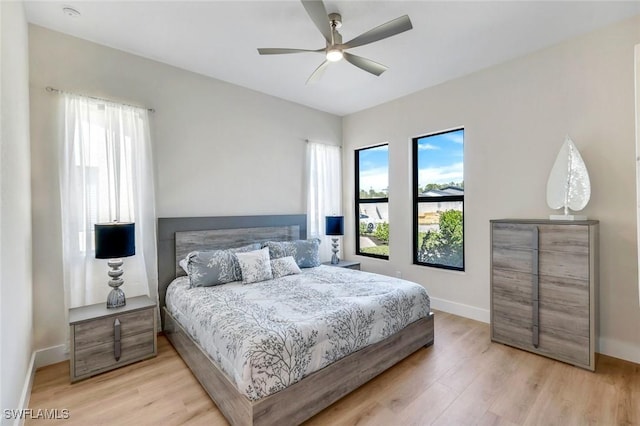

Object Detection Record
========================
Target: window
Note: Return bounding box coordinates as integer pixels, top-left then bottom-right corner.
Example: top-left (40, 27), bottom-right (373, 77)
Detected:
top-left (73, 107), bottom-right (135, 253)
top-left (355, 144), bottom-right (389, 259)
top-left (60, 93), bottom-right (156, 307)
top-left (306, 141), bottom-right (342, 262)
top-left (413, 129), bottom-right (464, 270)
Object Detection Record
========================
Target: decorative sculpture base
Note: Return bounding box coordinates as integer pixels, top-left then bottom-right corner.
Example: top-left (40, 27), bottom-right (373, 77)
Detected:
top-left (106, 258), bottom-right (127, 309)
top-left (549, 214), bottom-right (587, 221)
top-left (331, 237), bottom-right (340, 265)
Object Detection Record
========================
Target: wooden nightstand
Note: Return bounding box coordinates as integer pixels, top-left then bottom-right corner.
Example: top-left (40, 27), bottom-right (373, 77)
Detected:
top-left (322, 260), bottom-right (361, 270)
top-left (69, 295), bottom-right (157, 382)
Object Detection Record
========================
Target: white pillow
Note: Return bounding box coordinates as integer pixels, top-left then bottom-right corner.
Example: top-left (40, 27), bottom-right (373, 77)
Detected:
top-left (236, 247), bottom-right (273, 284)
top-left (270, 256), bottom-right (301, 278)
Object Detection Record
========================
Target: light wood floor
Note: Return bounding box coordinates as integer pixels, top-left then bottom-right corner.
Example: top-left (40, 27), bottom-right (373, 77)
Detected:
top-left (28, 311), bottom-right (639, 425)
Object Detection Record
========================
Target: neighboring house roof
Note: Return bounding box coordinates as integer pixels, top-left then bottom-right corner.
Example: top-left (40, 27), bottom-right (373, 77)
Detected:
top-left (420, 186), bottom-right (464, 197)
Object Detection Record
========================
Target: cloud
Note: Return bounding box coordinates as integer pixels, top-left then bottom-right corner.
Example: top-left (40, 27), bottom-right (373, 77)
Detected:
top-left (359, 167), bottom-right (389, 192)
top-left (418, 143), bottom-right (439, 151)
top-left (443, 131), bottom-right (464, 145)
top-left (418, 162), bottom-right (463, 186)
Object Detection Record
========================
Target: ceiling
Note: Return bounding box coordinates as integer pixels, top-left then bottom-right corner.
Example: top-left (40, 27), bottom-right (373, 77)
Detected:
top-left (24, 1), bottom-right (640, 116)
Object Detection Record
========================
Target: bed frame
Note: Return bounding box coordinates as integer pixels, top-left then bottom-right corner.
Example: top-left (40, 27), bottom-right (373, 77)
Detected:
top-left (158, 215), bottom-right (434, 426)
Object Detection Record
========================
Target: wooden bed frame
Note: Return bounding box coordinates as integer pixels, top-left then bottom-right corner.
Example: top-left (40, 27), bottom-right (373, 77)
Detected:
top-left (158, 215), bottom-right (434, 426)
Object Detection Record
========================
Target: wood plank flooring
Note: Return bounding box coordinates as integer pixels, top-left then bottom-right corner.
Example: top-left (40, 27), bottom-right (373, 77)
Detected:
top-left (27, 311), bottom-right (639, 425)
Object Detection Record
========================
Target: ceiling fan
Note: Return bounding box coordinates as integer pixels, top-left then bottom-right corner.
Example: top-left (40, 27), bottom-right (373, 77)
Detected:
top-left (257, 0), bottom-right (413, 84)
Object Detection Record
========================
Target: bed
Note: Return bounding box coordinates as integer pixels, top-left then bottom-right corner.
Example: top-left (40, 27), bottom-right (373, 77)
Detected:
top-left (158, 215), bottom-right (434, 425)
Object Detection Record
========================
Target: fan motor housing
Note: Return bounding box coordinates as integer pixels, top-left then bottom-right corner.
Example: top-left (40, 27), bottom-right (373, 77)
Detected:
top-left (328, 13), bottom-right (342, 28)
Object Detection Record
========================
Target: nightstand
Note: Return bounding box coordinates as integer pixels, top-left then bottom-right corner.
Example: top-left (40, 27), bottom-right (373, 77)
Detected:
top-left (69, 295), bottom-right (157, 382)
top-left (322, 260), bottom-right (361, 270)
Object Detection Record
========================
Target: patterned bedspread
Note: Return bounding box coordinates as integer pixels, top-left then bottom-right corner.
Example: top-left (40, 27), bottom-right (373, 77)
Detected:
top-left (166, 265), bottom-right (430, 400)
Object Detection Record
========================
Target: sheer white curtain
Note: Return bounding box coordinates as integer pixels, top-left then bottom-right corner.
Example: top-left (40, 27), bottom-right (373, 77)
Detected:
top-left (306, 142), bottom-right (342, 262)
top-left (60, 93), bottom-right (157, 309)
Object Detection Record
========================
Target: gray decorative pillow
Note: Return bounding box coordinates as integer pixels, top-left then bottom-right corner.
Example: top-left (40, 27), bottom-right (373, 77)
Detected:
top-left (186, 243), bottom-right (261, 287)
top-left (179, 258), bottom-right (188, 274)
top-left (263, 239), bottom-right (321, 268)
top-left (270, 256), bottom-right (301, 279)
top-left (236, 248), bottom-right (273, 284)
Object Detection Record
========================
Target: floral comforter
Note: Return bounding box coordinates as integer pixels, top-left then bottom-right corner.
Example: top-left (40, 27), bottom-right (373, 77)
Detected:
top-left (166, 265), bottom-right (430, 400)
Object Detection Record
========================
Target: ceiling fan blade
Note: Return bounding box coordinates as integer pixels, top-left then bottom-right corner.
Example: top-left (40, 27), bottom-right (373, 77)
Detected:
top-left (301, 0), bottom-right (332, 43)
top-left (258, 48), bottom-right (322, 55)
top-left (343, 52), bottom-right (387, 76)
top-left (306, 60), bottom-right (330, 84)
top-left (343, 15), bottom-right (412, 49)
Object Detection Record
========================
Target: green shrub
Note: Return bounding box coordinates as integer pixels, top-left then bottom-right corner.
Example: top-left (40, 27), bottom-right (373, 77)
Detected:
top-left (374, 222), bottom-right (389, 244)
top-left (359, 222), bottom-right (369, 235)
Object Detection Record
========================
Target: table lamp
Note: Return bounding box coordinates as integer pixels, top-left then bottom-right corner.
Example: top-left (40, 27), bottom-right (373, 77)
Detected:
top-left (95, 222), bottom-right (135, 308)
top-left (325, 216), bottom-right (344, 265)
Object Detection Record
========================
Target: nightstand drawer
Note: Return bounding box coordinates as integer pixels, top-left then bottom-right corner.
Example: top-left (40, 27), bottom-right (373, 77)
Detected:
top-left (74, 330), bottom-right (156, 377)
top-left (74, 309), bottom-right (154, 349)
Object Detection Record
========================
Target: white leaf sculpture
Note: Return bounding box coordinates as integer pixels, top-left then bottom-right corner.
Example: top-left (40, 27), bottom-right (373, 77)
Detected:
top-left (546, 136), bottom-right (591, 217)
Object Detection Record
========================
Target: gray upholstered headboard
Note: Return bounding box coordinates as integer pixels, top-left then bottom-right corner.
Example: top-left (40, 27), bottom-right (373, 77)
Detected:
top-left (157, 215), bottom-right (307, 310)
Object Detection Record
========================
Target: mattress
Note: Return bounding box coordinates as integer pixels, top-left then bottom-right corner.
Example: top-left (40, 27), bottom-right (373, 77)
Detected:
top-left (165, 265), bottom-right (430, 400)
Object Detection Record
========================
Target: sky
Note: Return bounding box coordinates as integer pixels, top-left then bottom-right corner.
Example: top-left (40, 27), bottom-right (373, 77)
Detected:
top-left (416, 129), bottom-right (464, 189)
top-left (358, 129), bottom-right (464, 193)
top-left (358, 144), bottom-right (389, 192)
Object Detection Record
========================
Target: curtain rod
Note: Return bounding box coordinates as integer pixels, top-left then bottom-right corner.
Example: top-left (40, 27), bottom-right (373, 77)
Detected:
top-left (45, 86), bottom-right (155, 113)
top-left (305, 139), bottom-right (341, 148)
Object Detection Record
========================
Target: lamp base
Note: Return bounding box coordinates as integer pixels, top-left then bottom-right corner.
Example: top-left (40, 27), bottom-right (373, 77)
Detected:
top-left (107, 288), bottom-right (126, 309)
top-left (106, 258), bottom-right (126, 309)
top-left (331, 237), bottom-right (340, 264)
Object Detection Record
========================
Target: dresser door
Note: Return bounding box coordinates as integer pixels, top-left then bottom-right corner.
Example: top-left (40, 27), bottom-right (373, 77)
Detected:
top-left (537, 225), bottom-right (590, 366)
top-left (491, 223), bottom-right (537, 349)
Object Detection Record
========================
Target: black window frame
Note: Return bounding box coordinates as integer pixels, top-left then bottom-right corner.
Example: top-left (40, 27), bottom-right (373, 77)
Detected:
top-left (412, 128), bottom-right (465, 271)
top-left (355, 143), bottom-right (389, 260)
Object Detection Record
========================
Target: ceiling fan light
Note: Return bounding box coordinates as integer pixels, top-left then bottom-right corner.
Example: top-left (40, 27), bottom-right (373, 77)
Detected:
top-left (326, 49), bottom-right (343, 62)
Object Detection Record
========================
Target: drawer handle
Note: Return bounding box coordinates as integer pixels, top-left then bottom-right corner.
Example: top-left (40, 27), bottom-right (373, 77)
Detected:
top-left (114, 318), bottom-right (121, 361)
top-left (532, 226), bottom-right (540, 348)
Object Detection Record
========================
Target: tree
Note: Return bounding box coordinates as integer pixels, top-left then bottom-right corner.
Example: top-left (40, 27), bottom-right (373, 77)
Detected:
top-left (422, 183), bottom-right (440, 192)
top-left (418, 210), bottom-right (463, 268)
top-left (360, 188), bottom-right (387, 199)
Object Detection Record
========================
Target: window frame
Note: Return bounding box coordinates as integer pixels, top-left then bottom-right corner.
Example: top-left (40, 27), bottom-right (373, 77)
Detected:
top-left (355, 143), bottom-right (389, 260)
top-left (412, 128), bottom-right (465, 271)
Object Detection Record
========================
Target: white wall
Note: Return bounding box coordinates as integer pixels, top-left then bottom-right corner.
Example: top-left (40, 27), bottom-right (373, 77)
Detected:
top-left (636, 44), bottom-right (640, 307)
top-left (29, 26), bottom-right (341, 352)
top-left (1, 1), bottom-right (33, 421)
top-left (343, 16), bottom-right (640, 363)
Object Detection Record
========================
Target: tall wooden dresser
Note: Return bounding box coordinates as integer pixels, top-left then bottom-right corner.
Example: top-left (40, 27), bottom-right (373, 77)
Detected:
top-left (490, 219), bottom-right (598, 371)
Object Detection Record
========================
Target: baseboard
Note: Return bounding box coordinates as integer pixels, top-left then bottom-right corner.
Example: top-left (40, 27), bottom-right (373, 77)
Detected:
top-left (598, 336), bottom-right (640, 365)
top-left (430, 297), bottom-right (490, 323)
top-left (12, 345), bottom-right (69, 426)
top-left (14, 352), bottom-right (36, 426)
top-left (34, 344), bottom-right (68, 368)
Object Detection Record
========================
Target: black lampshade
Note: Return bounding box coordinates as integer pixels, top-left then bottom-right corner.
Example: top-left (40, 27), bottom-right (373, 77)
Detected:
top-left (325, 216), bottom-right (344, 236)
top-left (95, 223), bottom-right (135, 259)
